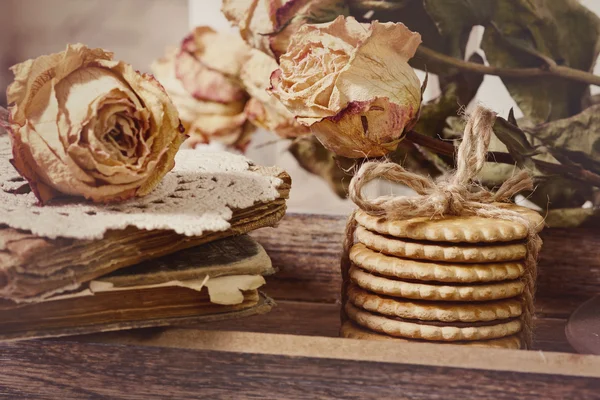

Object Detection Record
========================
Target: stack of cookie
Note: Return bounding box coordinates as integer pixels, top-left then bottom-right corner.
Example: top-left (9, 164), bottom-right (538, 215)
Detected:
top-left (341, 203), bottom-right (544, 349)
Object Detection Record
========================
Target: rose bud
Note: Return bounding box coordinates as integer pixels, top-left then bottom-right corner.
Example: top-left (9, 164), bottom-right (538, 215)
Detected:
top-left (152, 28), bottom-right (255, 151)
top-left (241, 49), bottom-right (310, 139)
top-left (270, 16), bottom-right (423, 158)
top-left (7, 44), bottom-right (185, 204)
top-left (222, 0), bottom-right (349, 60)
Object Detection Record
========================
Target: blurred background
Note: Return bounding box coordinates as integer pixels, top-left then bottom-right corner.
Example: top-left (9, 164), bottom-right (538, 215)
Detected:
top-left (2, 0), bottom-right (599, 214)
top-left (0, 0), bottom-right (189, 107)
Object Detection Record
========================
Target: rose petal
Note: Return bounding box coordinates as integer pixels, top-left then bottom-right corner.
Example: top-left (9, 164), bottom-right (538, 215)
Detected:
top-left (7, 44), bottom-right (113, 125)
top-left (241, 49), bottom-right (309, 138)
top-left (311, 98), bottom-right (415, 158)
top-left (175, 27), bottom-right (250, 103)
top-left (335, 21), bottom-right (422, 108)
top-left (152, 44), bottom-right (253, 149)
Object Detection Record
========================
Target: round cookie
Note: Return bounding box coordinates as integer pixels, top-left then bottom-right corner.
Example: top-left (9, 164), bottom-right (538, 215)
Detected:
top-left (349, 265), bottom-right (524, 302)
top-left (356, 225), bottom-right (527, 263)
top-left (347, 284), bottom-right (523, 322)
top-left (345, 302), bottom-right (522, 341)
top-left (355, 203), bottom-right (544, 243)
top-left (350, 243), bottom-right (525, 283)
top-left (340, 321), bottom-right (522, 349)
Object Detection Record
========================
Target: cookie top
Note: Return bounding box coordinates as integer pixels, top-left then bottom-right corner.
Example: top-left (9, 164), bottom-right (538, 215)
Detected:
top-left (349, 265), bottom-right (525, 302)
top-left (355, 203), bottom-right (544, 243)
top-left (356, 226), bottom-right (527, 263)
top-left (347, 284), bottom-right (523, 322)
top-left (345, 302), bottom-right (522, 341)
top-left (350, 243), bottom-right (525, 283)
top-left (340, 321), bottom-right (522, 349)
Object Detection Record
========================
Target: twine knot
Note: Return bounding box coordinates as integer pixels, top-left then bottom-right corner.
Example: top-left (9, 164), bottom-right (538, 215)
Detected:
top-left (342, 105), bottom-right (542, 349)
top-left (349, 107), bottom-right (532, 219)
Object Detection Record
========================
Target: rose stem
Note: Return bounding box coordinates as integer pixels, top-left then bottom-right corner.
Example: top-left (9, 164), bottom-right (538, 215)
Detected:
top-left (416, 47), bottom-right (600, 87)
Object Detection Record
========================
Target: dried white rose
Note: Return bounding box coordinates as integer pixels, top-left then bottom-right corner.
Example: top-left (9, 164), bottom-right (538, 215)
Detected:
top-left (152, 28), bottom-right (255, 150)
top-left (270, 16), bottom-right (423, 158)
top-left (7, 44), bottom-right (185, 203)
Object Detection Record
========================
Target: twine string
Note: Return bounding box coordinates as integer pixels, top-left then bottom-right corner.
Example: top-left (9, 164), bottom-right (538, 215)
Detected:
top-left (342, 106), bottom-right (541, 348)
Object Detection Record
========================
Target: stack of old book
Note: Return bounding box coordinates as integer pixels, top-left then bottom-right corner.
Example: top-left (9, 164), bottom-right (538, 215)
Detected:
top-left (0, 135), bottom-right (290, 341)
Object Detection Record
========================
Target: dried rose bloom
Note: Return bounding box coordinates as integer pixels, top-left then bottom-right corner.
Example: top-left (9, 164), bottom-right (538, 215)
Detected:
top-left (270, 16), bottom-right (423, 158)
top-left (222, 0), bottom-right (348, 60)
top-left (241, 49), bottom-right (310, 139)
top-left (176, 26), bottom-right (250, 104)
top-left (152, 27), bottom-right (255, 151)
top-left (7, 44), bottom-right (185, 204)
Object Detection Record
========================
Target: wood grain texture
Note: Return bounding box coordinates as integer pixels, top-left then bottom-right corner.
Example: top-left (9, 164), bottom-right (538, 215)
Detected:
top-left (537, 227), bottom-right (600, 298)
top-left (252, 214), bottom-right (347, 303)
top-left (1, 339), bottom-right (598, 400)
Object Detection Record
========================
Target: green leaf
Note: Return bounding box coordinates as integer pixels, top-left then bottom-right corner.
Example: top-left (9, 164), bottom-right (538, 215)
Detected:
top-left (481, 0), bottom-right (600, 123)
top-left (288, 136), bottom-right (352, 198)
top-left (526, 104), bottom-right (600, 174)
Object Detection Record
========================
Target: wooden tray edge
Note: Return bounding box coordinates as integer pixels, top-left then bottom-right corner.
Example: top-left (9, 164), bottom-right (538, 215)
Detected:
top-left (76, 329), bottom-right (600, 379)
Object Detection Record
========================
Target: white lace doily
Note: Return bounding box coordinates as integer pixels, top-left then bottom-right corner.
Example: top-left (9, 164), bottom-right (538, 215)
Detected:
top-left (0, 136), bottom-right (284, 240)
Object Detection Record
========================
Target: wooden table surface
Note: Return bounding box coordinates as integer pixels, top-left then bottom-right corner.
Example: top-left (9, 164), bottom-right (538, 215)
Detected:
top-left (2, 213), bottom-right (600, 399)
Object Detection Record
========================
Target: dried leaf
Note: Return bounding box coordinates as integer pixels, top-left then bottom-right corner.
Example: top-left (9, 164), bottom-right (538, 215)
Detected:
top-left (481, 0), bottom-right (600, 122)
top-left (528, 176), bottom-right (593, 209)
top-left (444, 114), bottom-right (592, 209)
top-left (583, 94), bottom-right (600, 109)
top-left (493, 114), bottom-right (537, 170)
top-left (423, 0), bottom-right (494, 58)
top-left (389, 141), bottom-right (450, 177)
top-left (349, 0), bottom-right (450, 74)
top-left (544, 207), bottom-right (600, 228)
top-left (288, 136), bottom-right (352, 198)
top-left (416, 53), bottom-right (484, 139)
top-left (526, 104), bottom-right (600, 174)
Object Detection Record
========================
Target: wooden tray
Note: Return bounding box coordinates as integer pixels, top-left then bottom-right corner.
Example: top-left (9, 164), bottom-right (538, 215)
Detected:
top-left (1, 213), bottom-right (599, 399)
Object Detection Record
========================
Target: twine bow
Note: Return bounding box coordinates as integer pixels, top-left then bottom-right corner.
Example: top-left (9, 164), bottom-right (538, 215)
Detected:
top-left (342, 105), bottom-right (542, 348)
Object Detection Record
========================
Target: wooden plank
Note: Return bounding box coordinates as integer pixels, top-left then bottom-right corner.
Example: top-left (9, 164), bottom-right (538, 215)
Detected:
top-left (534, 317), bottom-right (574, 354)
top-left (72, 330), bottom-right (600, 378)
top-left (252, 214), bottom-right (347, 303)
top-left (196, 300), bottom-right (341, 338)
top-left (1, 339), bottom-right (598, 400)
top-left (176, 300), bottom-right (573, 353)
top-left (537, 227), bottom-right (600, 299)
top-left (253, 214), bottom-right (600, 313)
